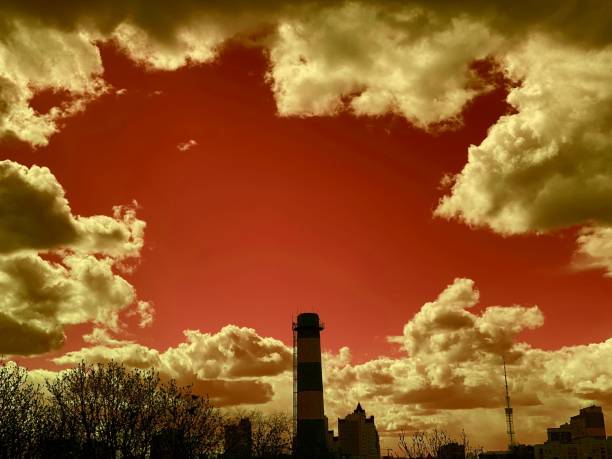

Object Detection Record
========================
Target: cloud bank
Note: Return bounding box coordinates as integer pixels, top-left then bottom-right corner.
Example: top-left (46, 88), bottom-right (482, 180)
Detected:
top-left (324, 279), bottom-right (612, 448)
top-left (46, 279), bottom-right (612, 449)
top-left (0, 160), bottom-right (146, 355)
top-left (0, 1), bottom-right (610, 275)
top-left (53, 325), bottom-right (292, 407)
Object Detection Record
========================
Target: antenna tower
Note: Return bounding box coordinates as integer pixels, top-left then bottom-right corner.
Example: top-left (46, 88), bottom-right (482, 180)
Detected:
top-left (503, 356), bottom-right (516, 449)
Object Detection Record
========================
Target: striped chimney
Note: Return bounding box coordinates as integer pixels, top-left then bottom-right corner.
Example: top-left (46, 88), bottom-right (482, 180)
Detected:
top-left (293, 312), bottom-right (327, 457)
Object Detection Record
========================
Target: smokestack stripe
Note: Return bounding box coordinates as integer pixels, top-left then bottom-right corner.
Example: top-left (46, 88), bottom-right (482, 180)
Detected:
top-left (293, 312), bottom-right (328, 457)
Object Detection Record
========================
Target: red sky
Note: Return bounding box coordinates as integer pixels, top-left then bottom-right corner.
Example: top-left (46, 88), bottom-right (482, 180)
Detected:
top-left (10, 42), bottom-right (610, 366)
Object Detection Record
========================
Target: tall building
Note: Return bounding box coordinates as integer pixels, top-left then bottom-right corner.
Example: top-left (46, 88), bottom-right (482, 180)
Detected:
top-left (293, 312), bottom-right (328, 458)
top-left (338, 403), bottom-right (381, 459)
top-left (534, 406), bottom-right (609, 459)
top-left (568, 406), bottom-right (606, 439)
top-left (224, 418), bottom-right (252, 458)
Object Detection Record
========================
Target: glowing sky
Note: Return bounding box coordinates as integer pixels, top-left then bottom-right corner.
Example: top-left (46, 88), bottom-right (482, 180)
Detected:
top-left (1, 1), bottom-right (612, 451)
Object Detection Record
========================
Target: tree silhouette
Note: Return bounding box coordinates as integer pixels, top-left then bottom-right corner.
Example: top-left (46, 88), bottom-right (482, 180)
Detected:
top-left (45, 361), bottom-right (164, 457)
top-left (0, 361), bottom-right (45, 458)
top-left (43, 361), bottom-right (224, 458)
top-left (460, 429), bottom-right (484, 459)
top-left (398, 427), bottom-right (482, 459)
top-left (153, 379), bottom-right (223, 458)
top-left (225, 410), bottom-right (292, 458)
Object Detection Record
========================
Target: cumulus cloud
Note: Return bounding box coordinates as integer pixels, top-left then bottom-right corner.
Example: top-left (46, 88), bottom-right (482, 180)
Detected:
top-left (429, 34), bottom-right (612, 276)
top-left (268, 4), bottom-right (500, 127)
top-left (53, 325), bottom-right (292, 406)
top-left (0, 19), bottom-right (104, 145)
top-left (0, 253), bottom-right (137, 355)
top-left (0, 1), bottom-right (608, 281)
top-left (162, 326), bottom-right (292, 379)
top-left (112, 22), bottom-right (225, 71)
top-left (0, 1), bottom-right (608, 145)
top-left (392, 278), bottom-right (543, 366)
top-left (321, 279), bottom-right (612, 448)
top-left (574, 226), bottom-right (612, 276)
top-left (53, 340), bottom-right (161, 369)
top-left (0, 161), bottom-right (147, 355)
top-left (436, 37), bottom-right (612, 236)
top-left (0, 161), bottom-right (144, 257)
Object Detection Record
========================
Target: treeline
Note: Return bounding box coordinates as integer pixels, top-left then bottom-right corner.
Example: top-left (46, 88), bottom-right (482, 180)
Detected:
top-left (0, 361), bottom-right (291, 459)
top-left (396, 428), bottom-right (484, 459)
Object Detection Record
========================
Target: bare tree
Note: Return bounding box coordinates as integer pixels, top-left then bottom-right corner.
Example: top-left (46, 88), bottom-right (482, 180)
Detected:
top-left (251, 411), bottom-right (292, 458)
top-left (398, 430), bottom-right (428, 459)
top-left (45, 361), bottom-right (165, 457)
top-left (398, 427), bottom-right (480, 459)
top-left (0, 361), bottom-right (45, 458)
top-left (460, 429), bottom-right (484, 459)
top-left (427, 427), bottom-right (453, 457)
top-left (154, 379), bottom-right (224, 458)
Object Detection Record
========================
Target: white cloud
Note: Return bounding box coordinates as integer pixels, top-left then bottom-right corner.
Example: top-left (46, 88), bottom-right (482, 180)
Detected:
top-left (0, 161), bottom-right (144, 257)
top-left (177, 139), bottom-right (197, 152)
top-left (321, 279), bottom-right (611, 449)
top-left (436, 37), bottom-right (612, 236)
top-left (135, 301), bottom-right (154, 328)
top-left (0, 19), bottom-right (105, 145)
top-left (0, 161), bottom-right (147, 355)
top-left (392, 278), bottom-right (543, 368)
top-left (0, 253), bottom-right (136, 355)
top-left (0, 0), bottom-right (608, 156)
top-left (574, 226), bottom-right (612, 277)
top-left (268, 4), bottom-right (500, 127)
top-left (53, 324), bottom-right (292, 407)
top-left (1, 3), bottom-right (609, 282)
top-left (112, 22), bottom-right (224, 71)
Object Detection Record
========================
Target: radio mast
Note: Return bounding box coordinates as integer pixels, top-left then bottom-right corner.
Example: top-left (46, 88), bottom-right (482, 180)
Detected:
top-left (503, 356), bottom-right (516, 448)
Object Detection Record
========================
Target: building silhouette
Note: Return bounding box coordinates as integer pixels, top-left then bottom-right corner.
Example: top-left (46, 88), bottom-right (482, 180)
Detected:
top-left (534, 406), bottom-right (611, 459)
top-left (336, 403), bottom-right (381, 459)
top-left (438, 442), bottom-right (466, 459)
top-left (224, 418), bottom-right (252, 458)
top-left (293, 312), bottom-right (328, 458)
top-left (480, 444), bottom-right (535, 459)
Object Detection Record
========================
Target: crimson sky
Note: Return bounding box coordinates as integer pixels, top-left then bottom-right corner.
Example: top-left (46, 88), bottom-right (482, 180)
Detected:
top-left (10, 43), bottom-right (610, 366)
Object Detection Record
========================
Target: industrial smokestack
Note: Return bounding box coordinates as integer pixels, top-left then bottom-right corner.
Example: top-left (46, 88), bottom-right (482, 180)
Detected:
top-left (293, 312), bottom-right (327, 458)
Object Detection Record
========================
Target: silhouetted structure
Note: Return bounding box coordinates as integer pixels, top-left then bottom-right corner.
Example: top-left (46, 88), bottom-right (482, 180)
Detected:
top-left (534, 406), bottom-right (611, 459)
top-left (337, 403), bottom-right (381, 459)
top-left (480, 445), bottom-right (535, 459)
top-left (151, 429), bottom-right (191, 459)
top-left (568, 406), bottom-right (606, 439)
top-left (438, 442), bottom-right (466, 459)
top-left (503, 357), bottom-right (516, 448)
top-left (293, 312), bottom-right (328, 458)
top-left (224, 418), bottom-right (252, 458)
top-left (327, 422), bottom-right (341, 456)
